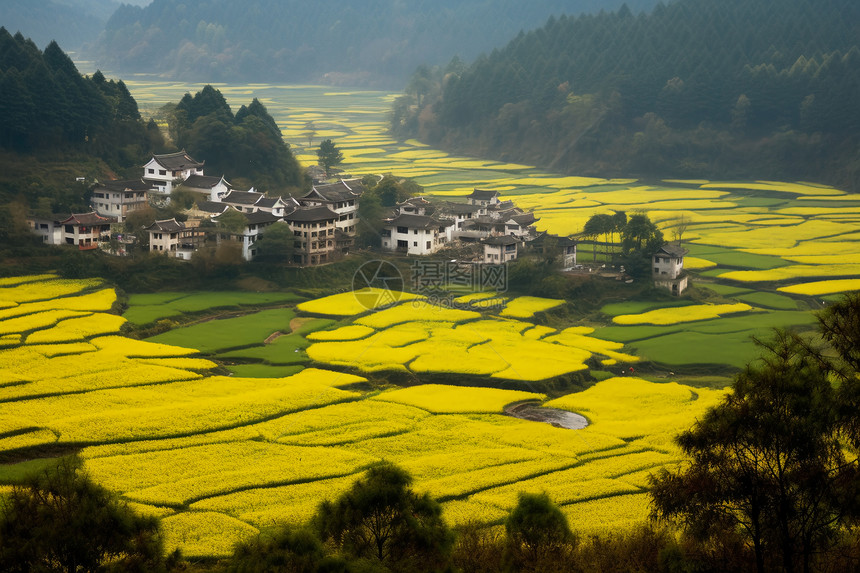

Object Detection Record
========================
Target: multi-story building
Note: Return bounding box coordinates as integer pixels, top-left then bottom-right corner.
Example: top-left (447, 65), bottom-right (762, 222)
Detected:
top-left (143, 150), bottom-right (205, 195)
top-left (299, 179), bottom-right (363, 235)
top-left (653, 243), bottom-right (689, 295)
top-left (285, 205), bottom-right (340, 265)
top-left (90, 179), bottom-right (150, 222)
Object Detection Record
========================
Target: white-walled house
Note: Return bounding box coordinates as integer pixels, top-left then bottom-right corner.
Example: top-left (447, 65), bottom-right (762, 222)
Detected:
top-left (653, 243), bottom-right (689, 295)
top-left (481, 235), bottom-right (520, 263)
top-left (147, 218), bottom-right (191, 257)
top-left (42, 212), bottom-right (117, 249)
top-left (178, 174), bottom-right (233, 201)
top-left (299, 180), bottom-right (363, 236)
top-left (220, 189), bottom-right (292, 217)
top-left (91, 179), bottom-right (150, 222)
top-left (381, 214), bottom-right (455, 256)
top-left (143, 150), bottom-right (205, 195)
top-left (466, 189), bottom-right (500, 208)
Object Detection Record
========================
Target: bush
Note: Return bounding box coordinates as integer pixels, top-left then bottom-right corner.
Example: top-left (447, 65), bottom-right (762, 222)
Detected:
top-left (503, 492), bottom-right (575, 572)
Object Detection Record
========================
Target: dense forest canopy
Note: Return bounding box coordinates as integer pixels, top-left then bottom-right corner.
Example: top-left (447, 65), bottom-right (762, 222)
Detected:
top-left (394, 0), bottom-right (860, 189)
top-left (166, 85), bottom-right (304, 192)
top-left (91, 0), bottom-right (659, 86)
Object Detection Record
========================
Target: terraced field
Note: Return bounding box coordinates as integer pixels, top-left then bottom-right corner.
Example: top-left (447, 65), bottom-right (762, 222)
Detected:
top-left (0, 276), bottom-right (727, 557)
top-left (4, 82), bottom-right (852, 556)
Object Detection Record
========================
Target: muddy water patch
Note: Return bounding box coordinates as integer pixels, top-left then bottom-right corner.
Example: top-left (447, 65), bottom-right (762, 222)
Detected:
top-left (505, 401), bottom-right (588, 429)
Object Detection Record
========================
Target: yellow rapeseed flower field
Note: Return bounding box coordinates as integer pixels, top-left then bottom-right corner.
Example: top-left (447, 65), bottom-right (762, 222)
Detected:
top-left (612, 303), bottom-right (754, 325)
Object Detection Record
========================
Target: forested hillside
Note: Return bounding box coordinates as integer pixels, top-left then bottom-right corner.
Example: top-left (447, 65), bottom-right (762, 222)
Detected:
top-left (165, 85), bottom-right (304, 191)
top-left (91, 0), bottom-right (658, 86)
top-left (394, 0), bottom-right (860, 189)
top-left (0, 0), bottom-right (135, 52)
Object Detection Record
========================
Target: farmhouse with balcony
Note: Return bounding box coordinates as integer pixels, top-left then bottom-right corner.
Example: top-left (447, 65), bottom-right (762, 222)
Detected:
top-left (653, 243), bottom-right (689, 295)
top-left (285, 205), bottom-right (340, 265)
top-left (146, 218), bottom-right (205, 260)
top-left (143, 150), bottom-right (205, 195)
top-left (299, 180), bottom-right (364, 236)
top-left (438, 202), bottom-right (484, 231)
top-left (210, 209), bottom-right (283, 261)
top-left (33, 212), bottom-right (117, 249)
top-left (90, 179), bottom-right (150, 222)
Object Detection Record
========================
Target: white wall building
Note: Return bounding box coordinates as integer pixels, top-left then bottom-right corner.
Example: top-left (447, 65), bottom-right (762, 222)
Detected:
top-left (143, 150), bottom-right (205, 195)
top-left (381, 214), bottom-right (455, 256)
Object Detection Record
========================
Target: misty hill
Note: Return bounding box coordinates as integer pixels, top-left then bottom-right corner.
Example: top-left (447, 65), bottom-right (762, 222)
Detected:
top-left (394, 0), bottom-right (860, 189)
top-left (0, 0), bottom-right (142, 52)
top-left (90, 0), bottom-right (659, 86)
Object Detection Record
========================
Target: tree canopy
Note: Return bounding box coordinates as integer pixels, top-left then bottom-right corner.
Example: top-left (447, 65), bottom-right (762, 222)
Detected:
top-left (394, 0), bottom-right (860, 189)
top-left (316, 139), bottom-right (344, 178)
top-left (167, 86), bottom-right (303, 193)
top-left (0, 29), bottom-right (162, 165)
top-left (651, 294), bottom-right (860, 573)
top-left (314, 462), bottom-right (454, 571)
top-left (0, 457), bottom-right (167, 573)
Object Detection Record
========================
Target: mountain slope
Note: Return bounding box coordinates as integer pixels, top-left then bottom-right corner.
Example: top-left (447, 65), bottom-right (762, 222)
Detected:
top-left (394, 0), bottom-right (860, 187)
top-left (90, 0), bottom-right (660, 86)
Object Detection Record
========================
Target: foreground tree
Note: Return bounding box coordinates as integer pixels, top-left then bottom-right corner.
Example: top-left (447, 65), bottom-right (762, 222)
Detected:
top-left (504, 492), bottom-right (575, 572)
top-left (650, 328), bottom-right (860, 573)
top-left (315, 462), bottom-right (453, 572)
top-left (0, 457), bottom-right (167, 573)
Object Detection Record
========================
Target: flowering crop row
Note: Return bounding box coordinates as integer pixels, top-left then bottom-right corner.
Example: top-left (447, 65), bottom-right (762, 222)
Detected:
top-left (24, 313), bottom-right (128, 344)
top-left (189, 475), bottom-right (359, 528)
top-left (612, 303), bottom-right (754, 325)
top-left (161, 512), bottom-right (259, 558)
top-left (86, 441), bottom-right (376, 506)
top-left (296, 288), bottom-right (423, 316)
top-left (498, 296), bottom-right (565, 318)
top-left (778, 279), bottom-right (860, 296)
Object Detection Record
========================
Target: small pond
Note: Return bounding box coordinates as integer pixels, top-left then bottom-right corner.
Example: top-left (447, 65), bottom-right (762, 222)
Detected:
top-left (505, 401), bottom-right (588, 430)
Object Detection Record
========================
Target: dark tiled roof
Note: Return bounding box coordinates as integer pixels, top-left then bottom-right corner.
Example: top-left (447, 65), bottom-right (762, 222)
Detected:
top-left (467, 188), bottom-right (499, 200)
top-left (303, 183), bottom-right (358, 203)
top-left (482, 235), bottom-right (521, 246)
top-left (386, 213), bottom-right (453, 230)
top-left (100, 178), bottom-right (151, 192)
top-left (440, 202), bottom-right (482, 215)
top-left (285, 205), bottom-right (339, 223)
top-left (181, 174), bottom-right (230, 189)
top-left (145, 218), bottom-right (185, 233)
top-left (255, 197), bottom-right (283, 209)
top-left (398, 196), bottom-right (431, 207)
top-left (656, 243), bottom-right (689, 257)
top-left (511, 213), bottom-right (538, 226)
top-left (150, 150), bottom-right (204, 171)
top-left (60, 212), bottom-right (117, 225)
top-left (246, 211), bottom-right (282, 225)
top-left (222, 190), bottom-right (264, 205)
top-left (194, 201), bottom-right (230, 214)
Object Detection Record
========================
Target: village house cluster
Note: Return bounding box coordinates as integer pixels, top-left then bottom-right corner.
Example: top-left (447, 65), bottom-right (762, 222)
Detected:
top-left (24, 150), bottom-right (688, 292)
